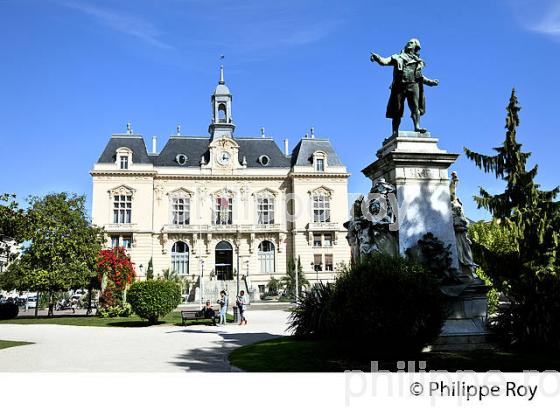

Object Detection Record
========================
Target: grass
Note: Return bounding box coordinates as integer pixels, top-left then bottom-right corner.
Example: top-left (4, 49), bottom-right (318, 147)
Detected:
top-left (0, 311), bottom-right (235, 328)
top-left (0, 340), bottom-right (33, 350)
top-left (229, 336), bottom-right (560, 372)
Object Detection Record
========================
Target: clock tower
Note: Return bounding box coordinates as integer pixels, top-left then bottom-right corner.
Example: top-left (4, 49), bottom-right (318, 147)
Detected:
top-left (209, 65), bottom-right (235, 141)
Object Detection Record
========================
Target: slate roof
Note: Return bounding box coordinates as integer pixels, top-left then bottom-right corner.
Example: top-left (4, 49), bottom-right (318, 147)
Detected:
top-left (97, 135), bottom-right (343, 169)
top-left (97, 135), bottom-right (293, 168)
top-left (97, 135), bottom-right (152, 164)
top-left (290, 138), bottom-right (343, 167)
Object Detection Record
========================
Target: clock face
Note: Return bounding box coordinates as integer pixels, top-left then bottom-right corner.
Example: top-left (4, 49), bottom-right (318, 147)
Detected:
top-left (217, 150), bottom-right (231, 165)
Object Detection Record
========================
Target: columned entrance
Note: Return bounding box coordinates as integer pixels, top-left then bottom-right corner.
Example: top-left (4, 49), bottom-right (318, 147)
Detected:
top-left (215, 241), bottom-right (233, 280)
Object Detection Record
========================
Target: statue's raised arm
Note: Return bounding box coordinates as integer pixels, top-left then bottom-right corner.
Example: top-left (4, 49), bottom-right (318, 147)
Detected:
top-left (370, 52), bottom-right (393, 66)
top-left (369, 38), bottom-right (439, 136)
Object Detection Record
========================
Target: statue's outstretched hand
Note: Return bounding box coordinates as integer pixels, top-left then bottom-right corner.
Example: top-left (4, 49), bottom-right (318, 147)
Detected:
top-left (428, 79), bottom-right (440, 87)
top-left (370, 52), bottom-right (380, 63)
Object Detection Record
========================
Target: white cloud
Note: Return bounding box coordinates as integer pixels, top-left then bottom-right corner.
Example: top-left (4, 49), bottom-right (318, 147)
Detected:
top-left (60, 1), bottom-right (173, 50)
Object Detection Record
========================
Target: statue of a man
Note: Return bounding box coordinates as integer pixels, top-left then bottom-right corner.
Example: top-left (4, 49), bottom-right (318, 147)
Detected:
top-left (370, 38), bottom-right (439, 136)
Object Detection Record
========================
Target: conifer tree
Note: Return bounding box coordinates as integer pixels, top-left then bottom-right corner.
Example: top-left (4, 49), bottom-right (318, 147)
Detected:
top-left (465, 89), bottom-right (560, 351)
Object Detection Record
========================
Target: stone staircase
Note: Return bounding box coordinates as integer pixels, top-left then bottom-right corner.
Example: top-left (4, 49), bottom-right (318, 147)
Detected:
top-left (190, 277), bottom-right (249, 304)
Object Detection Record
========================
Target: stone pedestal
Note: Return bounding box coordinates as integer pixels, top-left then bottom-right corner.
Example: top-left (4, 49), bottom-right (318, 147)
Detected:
top-left (362, 131), bottom-right (460, 266)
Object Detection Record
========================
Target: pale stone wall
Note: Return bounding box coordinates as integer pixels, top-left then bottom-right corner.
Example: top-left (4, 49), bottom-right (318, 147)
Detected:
top-left (91, 138), bottom-right (351, 295)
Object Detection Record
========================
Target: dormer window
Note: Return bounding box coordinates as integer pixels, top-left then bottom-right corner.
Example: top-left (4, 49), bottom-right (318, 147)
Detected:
top-left (120, 156), bottom-right (129, 170)
top-left (259, 155), bottom-right (270, 166)
top-left (312, 151), bottom-right (327, 172)
top-left (176, 154), bottom-right (188, 166)
top-left (115, 147), bottom-right (133, 170)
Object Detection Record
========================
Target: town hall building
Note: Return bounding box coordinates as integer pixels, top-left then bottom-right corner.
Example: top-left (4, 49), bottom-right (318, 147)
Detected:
top-left (91, 67), bottom-right (350, 301)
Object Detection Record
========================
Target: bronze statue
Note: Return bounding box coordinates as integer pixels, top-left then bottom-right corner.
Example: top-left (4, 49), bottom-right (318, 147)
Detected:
top-left (370, 38), bottom-right (439, 136)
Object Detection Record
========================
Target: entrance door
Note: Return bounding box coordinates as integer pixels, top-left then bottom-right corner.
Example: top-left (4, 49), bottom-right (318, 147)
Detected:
top-left (215, 241), bottom-right (233, 280)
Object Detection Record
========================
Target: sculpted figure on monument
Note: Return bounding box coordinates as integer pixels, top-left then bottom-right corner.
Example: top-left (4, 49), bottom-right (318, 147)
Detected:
top-left (344, 178), bottom-right (398, 263)
top-left (450, 172), bottom-right (479, 278)
top-left (370, 38), bottom-right (439, 136)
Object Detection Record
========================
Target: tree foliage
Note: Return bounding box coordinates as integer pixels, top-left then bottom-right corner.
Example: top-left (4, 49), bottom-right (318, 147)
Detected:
top-left (128, 280), bottom-right (181, 325)
top-left (282, 256), bottom-right (309, 298)
top-left (1, 193), bottom-right (105, 307)
top-left (465, 90), bottom-right (560, 351)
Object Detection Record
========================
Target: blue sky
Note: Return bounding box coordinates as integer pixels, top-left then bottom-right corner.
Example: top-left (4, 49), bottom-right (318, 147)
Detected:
top-left (1, 0), bottom-right (559, 220)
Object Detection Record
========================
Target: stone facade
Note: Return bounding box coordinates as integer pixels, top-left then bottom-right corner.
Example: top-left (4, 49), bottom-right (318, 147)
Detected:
top-left (91, 68), bottom-right (350, 299)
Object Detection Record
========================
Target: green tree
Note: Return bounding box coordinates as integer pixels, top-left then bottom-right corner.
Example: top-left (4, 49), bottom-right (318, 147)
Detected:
top-left (282, 256), bottom-right (309, 299)
top-left (1, 193), bottom-right (105, 316)
top-left (465, 89), bottom-right (560, 351)
top-left (0, 193), bottom-right (28, 241)
top-left (146, 257), bottom-right (154, 280)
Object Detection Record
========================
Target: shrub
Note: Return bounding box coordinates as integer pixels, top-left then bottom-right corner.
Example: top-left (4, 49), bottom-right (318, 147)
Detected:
top-left (128, 280), bottom-right (181, 325)
top-left (0, 303), bottom-right (19, 320)
top-left (97, 303), bottom-right (132, 318)
top-left (288, 254), bottom-right (446, 354)
top-left (289, 282), bottom-right (336, 337)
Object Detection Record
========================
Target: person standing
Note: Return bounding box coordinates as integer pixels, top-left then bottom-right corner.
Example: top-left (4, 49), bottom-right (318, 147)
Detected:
top-left (236, 290), bottom-right (248, 325)
top-left (217, 290), bottom-right (228, 325)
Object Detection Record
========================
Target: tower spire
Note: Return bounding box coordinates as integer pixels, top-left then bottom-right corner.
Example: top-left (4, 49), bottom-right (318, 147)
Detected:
top-left (219, 65), bottom-right (224, 85)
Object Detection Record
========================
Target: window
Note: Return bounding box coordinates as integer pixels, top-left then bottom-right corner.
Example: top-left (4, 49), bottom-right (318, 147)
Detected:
top-left (176, 154), bottom-right (188, 165)
top-left (113, 194), bottom-right (132, 224)
top-left (214, 196), bottom-right (233, 225)
top-left (313, 254), bottom-right (322, 271)
top-left (172, 197), bottom-right (190, 225)
top-left (258, 241), bottom-right (275, 274)
top-left (119, 156), bottom-right (129, 170)
top-left (257, 197), bottom-right (274, 225)
top-left (259, 155), bottom-right (270, 166)
top-left (316, 158), bottom-right (324, 171)
top-left (325, 254), bottom-right (333, 271)
top-left (313, 234), bottom-right (322, 247)
top-left (122, 236), bottom-right (132, 249)
top-left (110, 236), bottom-right (119, 248)
top-left (323, 234), bottom-right (333, 247)
top-left (171, 241), bottom-right (189, 275)
top-left (313, 194), bottom-right (331, 223)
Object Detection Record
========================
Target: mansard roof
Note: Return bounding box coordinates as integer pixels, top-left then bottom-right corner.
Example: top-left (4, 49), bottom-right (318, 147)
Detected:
top-left (97, 134), bottom-right (345, 169)
top-left (97, 135), bottom-right (292, 168)
top-left (290, 138), bottom-right (343, 167)
top-left (97, 135), bottom-right (152, 164)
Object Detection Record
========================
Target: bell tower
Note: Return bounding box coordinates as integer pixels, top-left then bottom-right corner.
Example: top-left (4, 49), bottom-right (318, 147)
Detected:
top-left (209, 65), bottom-right (235, 140)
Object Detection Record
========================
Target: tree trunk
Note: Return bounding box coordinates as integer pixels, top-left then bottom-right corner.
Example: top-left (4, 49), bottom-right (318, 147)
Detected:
top-left (34, 291), bottom-right (39, 317)
top-left (86, 285), bottom-right (92, 316)
top-left (47, 291), bottom-right (54, 317)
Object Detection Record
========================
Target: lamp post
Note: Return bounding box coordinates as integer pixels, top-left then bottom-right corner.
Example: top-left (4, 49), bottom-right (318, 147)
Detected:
top-left (200, 259), bottom-right (205, 306)
top-left (236, 243), bottom-right (240, 297)
top-left (139, 264), bottom-right (144, 280)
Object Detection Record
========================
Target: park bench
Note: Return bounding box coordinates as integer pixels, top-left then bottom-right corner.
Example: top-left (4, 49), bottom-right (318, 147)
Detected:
top-left (181, 308), bottom-right (220, 326)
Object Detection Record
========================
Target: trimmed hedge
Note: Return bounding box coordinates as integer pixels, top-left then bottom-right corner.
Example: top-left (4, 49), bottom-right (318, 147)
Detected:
top-left (127, 280), bottom-right (181, 325)
top-left (0, 303), bottom-right (19, 320)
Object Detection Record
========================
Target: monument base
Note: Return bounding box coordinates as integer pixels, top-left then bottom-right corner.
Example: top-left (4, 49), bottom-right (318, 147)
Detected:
top-left (430, 284), bottom-right (493, 351)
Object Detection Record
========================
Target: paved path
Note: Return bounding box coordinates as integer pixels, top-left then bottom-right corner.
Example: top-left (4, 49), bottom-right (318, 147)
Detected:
top-left (0, 310), bottom-right (290, 372)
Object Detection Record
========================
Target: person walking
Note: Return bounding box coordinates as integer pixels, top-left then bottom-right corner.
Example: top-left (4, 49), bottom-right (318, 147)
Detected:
top-left (217, 290), bottom-right (228, 326)
top-left (236, 290), bottom-right (248, 325)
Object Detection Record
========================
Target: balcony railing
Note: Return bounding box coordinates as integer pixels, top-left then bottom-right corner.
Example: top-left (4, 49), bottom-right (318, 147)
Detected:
top-left (307, 222), bottom-right (339, 231)
top-left (104, 223), bottom-right (138, 232)
top-left (162, 223), bottom-right (282, 233)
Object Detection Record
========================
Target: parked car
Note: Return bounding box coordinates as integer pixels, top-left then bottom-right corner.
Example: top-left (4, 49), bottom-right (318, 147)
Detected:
top-left (26, 296), bottom-right (37, 309)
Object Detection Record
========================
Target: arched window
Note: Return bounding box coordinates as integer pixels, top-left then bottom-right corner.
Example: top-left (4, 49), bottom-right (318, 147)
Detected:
top-left (218, 103), bottom-right (227, 123)
top-left (258, 241), bottom-right (275, 274)
top-left (171, 241), bottom-right (189, 275)
top-left (215, 241), bottom-right (233, 280)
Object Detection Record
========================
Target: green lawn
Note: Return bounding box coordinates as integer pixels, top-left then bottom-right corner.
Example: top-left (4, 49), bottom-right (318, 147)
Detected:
top-left (0, 340), bottom-right (33, 350)
top-left (0, 311), bottom-right (234, 327)
top-left (229, 336), bottom-right (560, 372)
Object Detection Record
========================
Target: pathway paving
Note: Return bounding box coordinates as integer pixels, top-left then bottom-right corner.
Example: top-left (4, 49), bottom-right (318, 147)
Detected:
top-left (0, 310), bottom-right (290, 372)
